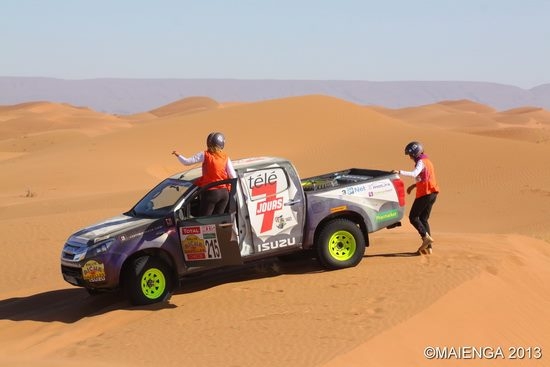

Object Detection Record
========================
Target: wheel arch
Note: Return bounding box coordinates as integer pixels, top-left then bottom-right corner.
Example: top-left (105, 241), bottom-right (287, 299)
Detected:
top-left (313, 211), bottom-right (370, 249)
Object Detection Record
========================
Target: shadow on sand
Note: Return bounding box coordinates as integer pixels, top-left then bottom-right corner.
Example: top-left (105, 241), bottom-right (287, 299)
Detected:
top-left (0, 249), bottom-right (422, 323)
top-left (0, 255), bottom-right (323, 323)
top-left (364, 251), bottom-right (420, 258)
top-left (0, 288), bottom-right (130, 323)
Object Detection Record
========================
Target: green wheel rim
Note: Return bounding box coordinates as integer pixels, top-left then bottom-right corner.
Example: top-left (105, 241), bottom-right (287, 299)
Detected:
top-left (327, 230), bottom-right (357, 261)
top-left (140, 267), bottom-right (166, 300)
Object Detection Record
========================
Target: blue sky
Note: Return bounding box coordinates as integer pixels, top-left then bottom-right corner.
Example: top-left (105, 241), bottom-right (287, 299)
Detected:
top-left (1, 0), bottom-right (549, 88)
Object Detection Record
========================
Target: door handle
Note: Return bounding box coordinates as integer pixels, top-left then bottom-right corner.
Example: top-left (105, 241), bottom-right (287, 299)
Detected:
top-left (284, 199), bottom-right (301, 206)
top-left (219, 223), bottom-right (233, 228)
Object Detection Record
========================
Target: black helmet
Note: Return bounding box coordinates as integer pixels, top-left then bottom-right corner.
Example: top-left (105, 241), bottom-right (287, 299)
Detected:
top-left (207, 132), bottom-right (225, 149)
top-left (404, 141), bottom-right (423, 157)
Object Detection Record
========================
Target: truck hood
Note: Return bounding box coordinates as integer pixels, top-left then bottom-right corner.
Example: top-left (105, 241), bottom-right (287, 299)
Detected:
top-left (70, 214), bottom-right (158, 244)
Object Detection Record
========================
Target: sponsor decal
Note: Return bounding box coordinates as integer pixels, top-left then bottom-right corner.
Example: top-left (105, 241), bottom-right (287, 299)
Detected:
top-left (118, 224), bottom-right (164, 242)
top-left (180, 225), bottom-right (221, 261)
top-left (244, 167), bottom-right (298, 239)
top-left (342, 185), bottom-right (368, 195)
top-left (247, 170), bottom-right (279, 189)
top-left (247, 169), bottom-right (285, 233)
top-left (120, 232), bottom-right (143, 241)
top-left (182, 226), bottom-right (201, 235)
top-left (82, 260), bottom-right (106, 282)
top-left (275, 215), bottom-right (287, 229)
top-left (376, 209), bottom-right (399, 222)
top-left (369, 181), bottom-right (393, 193)
top-left (182, 234), bottom-right (207, 260)
top-left (256, 197), bottom-right (283, 215)
top-left (256, 237), bottom-right (297, 252)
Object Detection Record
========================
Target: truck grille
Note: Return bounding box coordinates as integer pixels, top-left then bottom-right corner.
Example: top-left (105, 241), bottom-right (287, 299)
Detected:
top-left (61, 240), bottom-right (88, 262)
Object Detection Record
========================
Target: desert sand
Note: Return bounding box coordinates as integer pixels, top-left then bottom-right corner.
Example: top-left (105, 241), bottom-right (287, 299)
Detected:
top-left (1, 95), bottom-right (549, 367)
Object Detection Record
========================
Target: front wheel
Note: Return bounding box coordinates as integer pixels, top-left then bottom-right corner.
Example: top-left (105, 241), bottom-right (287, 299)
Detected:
top-left (316, 219), bottom-right (366, 270)
top-left (124, 256), bottom-right (173, 305)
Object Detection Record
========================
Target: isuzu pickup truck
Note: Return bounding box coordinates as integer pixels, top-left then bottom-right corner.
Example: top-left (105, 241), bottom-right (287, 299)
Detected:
top-left (61, 157), bottom-right (405, 305)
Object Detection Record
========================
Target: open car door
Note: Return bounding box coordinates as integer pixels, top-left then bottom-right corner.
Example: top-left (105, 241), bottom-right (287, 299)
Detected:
top-left (177, 179), bottom-right (243, 268)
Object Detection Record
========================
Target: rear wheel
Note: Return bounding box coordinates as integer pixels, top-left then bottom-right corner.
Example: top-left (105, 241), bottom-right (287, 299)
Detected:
top-left (316, 219), bottom-right (366, 270)
top-left (124, 256), bottom-right (173, 305)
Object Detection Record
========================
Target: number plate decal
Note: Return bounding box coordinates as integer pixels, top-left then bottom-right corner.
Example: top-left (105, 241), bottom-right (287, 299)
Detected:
top-left (180, 225), bottom-right (221, 261)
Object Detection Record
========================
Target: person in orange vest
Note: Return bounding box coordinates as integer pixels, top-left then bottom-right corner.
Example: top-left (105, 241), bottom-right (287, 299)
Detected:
top-left (393, 141), bottom-right (440, 255)
top-left (172, 132), bottom-right (236, 216)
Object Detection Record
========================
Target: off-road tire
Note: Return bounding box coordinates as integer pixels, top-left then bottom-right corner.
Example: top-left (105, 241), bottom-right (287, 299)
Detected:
top-left (124, 256), bottom-right (173, 305)
top-left (316, 219), bottom-right (366, 270)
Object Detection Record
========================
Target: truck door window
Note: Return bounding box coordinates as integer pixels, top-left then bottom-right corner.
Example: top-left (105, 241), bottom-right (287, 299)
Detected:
top-left (182, 179), bottom-right (236, 218)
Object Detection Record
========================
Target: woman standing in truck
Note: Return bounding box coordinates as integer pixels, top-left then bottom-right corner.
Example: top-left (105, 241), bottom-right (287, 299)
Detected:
top-left (393, 141), bottom-right (439, 255)
top-left (172, 132), bottom-right (237, 216)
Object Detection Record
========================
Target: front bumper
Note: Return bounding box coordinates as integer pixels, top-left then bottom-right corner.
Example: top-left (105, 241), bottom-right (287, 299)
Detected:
top-left (61, 264), bottom-right (86, 286)
top-left (61, 259), bottom-right (117, 289)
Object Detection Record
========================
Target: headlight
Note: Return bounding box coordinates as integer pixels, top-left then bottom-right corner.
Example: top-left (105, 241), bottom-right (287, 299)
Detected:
top-left (84, 238), bottom-right (116, 260)
top-left (89, 238), bottom-right (115, 256)
top-left (70, 247), bottom-right (88, 262)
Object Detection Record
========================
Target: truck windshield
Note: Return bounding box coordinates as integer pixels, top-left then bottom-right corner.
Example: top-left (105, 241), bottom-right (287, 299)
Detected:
top-left (130, 179), bottom-right (193, 218)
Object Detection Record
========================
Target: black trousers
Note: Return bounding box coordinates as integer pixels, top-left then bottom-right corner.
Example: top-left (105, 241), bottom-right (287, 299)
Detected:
top-left (409, 192), bottom-right (438, 238)
top-left (200, 188), bottom-right (229, 216)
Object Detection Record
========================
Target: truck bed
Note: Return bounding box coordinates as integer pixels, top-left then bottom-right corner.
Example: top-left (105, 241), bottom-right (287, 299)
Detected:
top-left (301, 168), bottom-right (392, 192)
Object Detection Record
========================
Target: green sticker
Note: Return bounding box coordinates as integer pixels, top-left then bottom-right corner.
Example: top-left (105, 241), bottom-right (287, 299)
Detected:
top-left (376, 209), bottom-right (398, 222)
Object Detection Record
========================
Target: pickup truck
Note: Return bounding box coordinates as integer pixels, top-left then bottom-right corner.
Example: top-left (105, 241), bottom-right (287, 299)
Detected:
top-left (61, 157), bottom-right (405, 305)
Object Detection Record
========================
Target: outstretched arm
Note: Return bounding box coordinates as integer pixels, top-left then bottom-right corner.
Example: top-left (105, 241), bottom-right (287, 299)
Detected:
top-left (397, 160), bottom-right (425, 178)
top-left (172, 150), bottom-right (204, 166)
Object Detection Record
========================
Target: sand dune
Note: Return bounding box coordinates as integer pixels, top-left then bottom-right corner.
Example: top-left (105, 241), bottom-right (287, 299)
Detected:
top-left (1, 96), bottom-right (549, 366)
top-left (149, 96), bottom-right (219, 117)
top-left (0, 102), bottom-right (132, 140)
top-left (374, 99), bottom-right (550, 146)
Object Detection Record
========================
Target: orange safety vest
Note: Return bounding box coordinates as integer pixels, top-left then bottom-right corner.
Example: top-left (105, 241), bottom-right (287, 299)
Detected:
top-left (196, 150), bottom-right (230, 190)
top-left (415, 157), bottom-right (439, 198)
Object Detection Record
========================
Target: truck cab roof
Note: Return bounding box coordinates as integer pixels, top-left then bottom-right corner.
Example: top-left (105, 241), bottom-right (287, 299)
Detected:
top-left (169, 156), bottom-right (290, 181)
